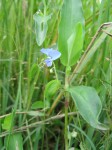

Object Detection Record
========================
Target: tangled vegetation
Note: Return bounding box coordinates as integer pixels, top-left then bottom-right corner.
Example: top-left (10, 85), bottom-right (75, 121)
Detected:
top-left (0, 0), bottom-right (112, 149)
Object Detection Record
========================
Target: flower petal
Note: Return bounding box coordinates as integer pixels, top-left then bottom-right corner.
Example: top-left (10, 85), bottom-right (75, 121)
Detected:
top-left (41, 48), bottom-right (61, 60)
top-left (41, 48), bottom-right (52, 56)
top-left (48, 50), bottom-right (61, 60)
top-left (44, 58), bottom-right (53, 67)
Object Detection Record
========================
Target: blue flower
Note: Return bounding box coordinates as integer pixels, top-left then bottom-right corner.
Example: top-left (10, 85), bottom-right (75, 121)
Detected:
top-left (41, 48), bottom-right (61, 67)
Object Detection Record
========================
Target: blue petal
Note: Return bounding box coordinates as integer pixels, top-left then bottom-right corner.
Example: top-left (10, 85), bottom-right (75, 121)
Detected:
top-left (44, 58), bottom-right (53, 67)
top-left (41, 48), bottom-right (52, 56)
top-left (41, 48), bottom-right (61, 60)
top-left (48, 50), bottom-right (61, 60)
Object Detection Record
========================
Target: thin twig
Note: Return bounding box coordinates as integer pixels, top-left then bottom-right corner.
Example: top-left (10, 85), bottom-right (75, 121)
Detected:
top-left (0, 112), bottom-right (78, 138)
top-left (69, 22), bottom-right (112, 84)
top-left (0, 111), bottom-right (43, 119)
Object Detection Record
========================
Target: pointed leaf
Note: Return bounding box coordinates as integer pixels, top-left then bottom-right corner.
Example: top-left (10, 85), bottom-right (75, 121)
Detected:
top-left (58, 0), bottom-right (85, 66)
top-left (33, 12), bottom-right (52, 46)
top-left (68, 86), bottom-right (108, 130)
top-left (67, 23), bottom-right (84, 66)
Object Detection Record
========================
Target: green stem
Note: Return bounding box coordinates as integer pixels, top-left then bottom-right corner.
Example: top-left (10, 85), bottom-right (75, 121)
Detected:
top-left (64, 68), bottom-right (69, 150)
top-left (47, 91), bottom-right (63, 115)
top-left (65, 100), bottom-right (68, 150)
top-left (53, 62), bottom-right (58, 80)
top-left (43, 0), bottom-right (47, 15)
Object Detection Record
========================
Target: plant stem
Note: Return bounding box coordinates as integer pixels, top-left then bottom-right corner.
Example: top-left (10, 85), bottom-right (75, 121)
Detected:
top-left (64, 68), bottom-right (69, 150)
top-left (65, 99), bottom-right (69, 150)
top-left (47, 91), bottom-right (63, 115)
top-left (53, 62), bottom-right (58, 80)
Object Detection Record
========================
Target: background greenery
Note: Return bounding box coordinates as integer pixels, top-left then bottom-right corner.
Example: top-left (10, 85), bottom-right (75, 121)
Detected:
top-left (0, 0), bottom-right (112, 149)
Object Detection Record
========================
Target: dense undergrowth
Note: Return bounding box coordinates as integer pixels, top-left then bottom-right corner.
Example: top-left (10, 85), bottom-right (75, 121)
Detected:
top-left (0, 0), bottom-right (112, 149)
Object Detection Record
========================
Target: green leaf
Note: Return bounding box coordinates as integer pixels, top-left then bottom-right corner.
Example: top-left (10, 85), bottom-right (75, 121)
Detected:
top-left (4, 133), bottom-right (23, 150)
top-left (70, 26), bottom-right (112, 82)
top-left (2, 114), bottom-right (13, 131)
top-left (68, 86), bottom-right (109, 130)
top-left (28, 64), bottom-right (39, 82)
top-left (45, 80), bottom-right (61, 100)
top-left (58, 0), bottom-right (85, 66)
top-left (33, 11), bottom-right (52, 46)
top-left (31, 101), bottom-right (44, 109)
top-left (67, 23), bottom-right (84, 66)
top-left (27, 111), bottom-right (44, 117)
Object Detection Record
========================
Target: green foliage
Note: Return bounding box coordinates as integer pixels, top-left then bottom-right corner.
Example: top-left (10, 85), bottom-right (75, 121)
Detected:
top-left (28, 64), bottom-right (39, 82)
top-left (70, 25), bottom-right (112, 82)
top-left (58, 0), bottom-right (85, 66)
top-left (2, 114), bottom-right (13, 131)
top-left (67, 23), bottom-right (84, 66)
top-left (31, 101), bottom-right (44, 109)
top-left (0, 0), bottom-right (112, 149)
top-left (45, 79), bottom-right (61, 100)
top-left (68, 86), bottom-right (108, 130)
top-left (4, 133), bottom-right (23, 150)
top-left (26, 111), bottom-right (44, 117)
top-left (33, 11), bottom-right (52, 46)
